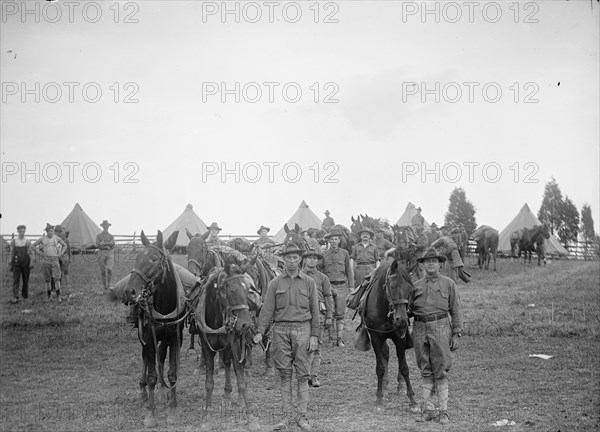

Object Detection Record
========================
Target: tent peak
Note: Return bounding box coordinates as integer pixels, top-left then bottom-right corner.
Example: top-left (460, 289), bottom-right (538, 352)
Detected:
top-left (185, 203), bottom-right (193, 210)
top-left (300, 200), bottom-right (309, 208)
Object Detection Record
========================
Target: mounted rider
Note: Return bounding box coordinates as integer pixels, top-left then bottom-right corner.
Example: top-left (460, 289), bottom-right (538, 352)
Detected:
top-left (350, 227), bottom-right (380, 288)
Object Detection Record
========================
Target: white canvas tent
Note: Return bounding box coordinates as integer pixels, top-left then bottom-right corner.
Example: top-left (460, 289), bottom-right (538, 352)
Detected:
top-left (273, 200), bottom-right (323, 243)
top-left (162, 204), bottom-right (208, 247)
top-left (60, 203), bottom-right (102, 249)
top-left (395, 202), bottom-right (430, 227)
top-left (498, 203), bottom-right (568, 256)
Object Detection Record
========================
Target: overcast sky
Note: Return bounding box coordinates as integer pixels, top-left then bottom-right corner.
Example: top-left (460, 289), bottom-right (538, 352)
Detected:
top-left (1, 1), bottom-right (598, 237)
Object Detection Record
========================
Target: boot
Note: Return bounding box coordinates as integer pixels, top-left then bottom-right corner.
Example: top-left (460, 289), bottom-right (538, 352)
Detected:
top-left (107, 269), bottom-right (113, 288)
top-left (296, 379), bottom-right (310, 430)
top-left (56, 289), bottom-right (61, 303)
top-left (415, 377), bottom-right (436, 422)
top-left (275, 371), bottom-right (293, 429)
top-left (336, 322), bottom-right (345, 347)
top-left (47, 290), bottom-right (52, 302)
top-left (437, 378), bottom-right (449, 424)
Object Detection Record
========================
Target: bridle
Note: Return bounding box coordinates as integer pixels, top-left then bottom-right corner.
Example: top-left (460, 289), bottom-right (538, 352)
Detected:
top-left (130, 244), bottom-right (168, 293)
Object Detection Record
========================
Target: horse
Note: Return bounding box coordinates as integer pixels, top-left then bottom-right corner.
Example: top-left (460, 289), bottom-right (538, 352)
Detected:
top-left (519, 224), bottom-right (550, 266)
top-left (194, 260), bottom-right (259, 431)
top-left (471, 226), bottom-right (499, 271)
top-left (510, 230), bottom-right (522, 260)
top-left (125, 230), bottom-right (189, 428)
top-left (362, 259), bottom-right (418, 410)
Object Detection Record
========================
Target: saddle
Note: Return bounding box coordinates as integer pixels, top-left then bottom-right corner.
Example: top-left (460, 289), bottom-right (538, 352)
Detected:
top-left (346, 273), bottom-right (374, 311)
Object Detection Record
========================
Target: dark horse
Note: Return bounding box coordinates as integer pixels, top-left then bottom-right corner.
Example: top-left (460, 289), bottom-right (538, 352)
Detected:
top-left (194, 260), bottom-right (259, 431)
top-left (519, 224), bottom-right (550, 266)
top-left (471, 225), bottom-right (499, 271)
top-left (362, 259), bottom-right (419, 409)
top-left (125, 230), bottom-right (188, 428)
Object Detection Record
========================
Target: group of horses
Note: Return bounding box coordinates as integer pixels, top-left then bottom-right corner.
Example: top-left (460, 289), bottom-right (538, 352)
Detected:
top-left (120, 218), bottom-right (551, 429)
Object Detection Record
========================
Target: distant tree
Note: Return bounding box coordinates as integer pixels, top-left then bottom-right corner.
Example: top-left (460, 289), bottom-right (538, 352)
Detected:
top-left (444, 187), bottom-right (477, 235)
top-left (580, 204), bottom-right (596, 242)
top-left (557, 196), bottom-right (579, 248)
top-left (538, 177), bottom-right (564, 235)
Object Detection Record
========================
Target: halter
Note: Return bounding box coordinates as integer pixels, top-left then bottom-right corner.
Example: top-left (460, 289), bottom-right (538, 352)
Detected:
top-left (130, 244), bottom-right (168, 292)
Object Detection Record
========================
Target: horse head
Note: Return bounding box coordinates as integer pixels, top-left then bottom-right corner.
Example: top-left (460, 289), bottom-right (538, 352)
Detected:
top-left (385, 259), bottom-right (413, 337)
top-left (126, 229), bottom-right (178, 303)
top-left (186, 230), bottom-right (211, 277)
top-left (283, 223), bottom-right (309, 250)
top-left (218, 259), bottom-right (254, 333)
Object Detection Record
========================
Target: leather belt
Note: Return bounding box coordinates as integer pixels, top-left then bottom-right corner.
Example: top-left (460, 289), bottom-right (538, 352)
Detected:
top-left (330, 281), bottom-right (346, 286)
top-left (356, 263), bottom-right (375, 266)
top-left (414, 312), bottom-right (448, 323)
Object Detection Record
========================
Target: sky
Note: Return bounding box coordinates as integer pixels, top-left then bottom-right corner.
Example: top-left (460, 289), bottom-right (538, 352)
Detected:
top-left (1, 1), bottom-right (599, 238)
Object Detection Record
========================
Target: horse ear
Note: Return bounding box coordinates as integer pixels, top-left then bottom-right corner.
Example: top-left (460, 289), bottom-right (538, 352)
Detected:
top-left (351, 216), bottom-right (355, 223)
top-left (141, 230), bottom-right (150, 246)
top-left (295, 223), bottom-right (300, 233)
top-left (156, 230), bottom-right (164, 248)
top-left (165, 230), bottom-right (178, 251)
top-left (186, 228), bottom-right (194, 240)
top-left (284, 224), bottom-right (290, 234)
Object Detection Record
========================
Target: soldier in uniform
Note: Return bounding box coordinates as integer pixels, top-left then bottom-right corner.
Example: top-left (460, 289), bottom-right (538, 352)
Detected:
top-left (253, 243), bottom-right (320, 432)
top-left (53, 225), bottom-right (71, 286)
top-left (373, 227), bottom-right (395, 259)
top-left (412, 248), bottom-right (462, 425)
top-left (430, 233), bottom-right (470, 283)
top-left (32, 224), bottom-right (67, 302)
top-left (411, 207), bottom-right (425, 231)
top-left (321, 228), bottom-right (354, 347)
top-left (321, 210), bottom-right (335, 232)
top-left (255, 225), bottom-right (275, 247)
top-left (301, 248), bottom-right (333, 388)
top-left (350, 227), bottom-right (380, 287)
top-left (96, 220), bottom-right (116, 290)
top-left (9, 225), bottom-right (35, 303)
top-left (205, 222), bottom-right (226, 248)
top-left (427, 223), bottom-right (441, 246)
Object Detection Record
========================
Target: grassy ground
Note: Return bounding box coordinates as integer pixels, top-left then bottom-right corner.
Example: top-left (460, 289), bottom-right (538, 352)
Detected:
top-left (1, 254), bottom-right (599, 431)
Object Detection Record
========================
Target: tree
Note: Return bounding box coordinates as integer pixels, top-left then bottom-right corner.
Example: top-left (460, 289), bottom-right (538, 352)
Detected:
top-left (538, 177), bottom-right (563, 235)
top-left (444, 187), bottom-right (477, 235)
top-left (580, 204), bottom-right (595, 241)
top-left (557, 196), bottom-right (579, 247)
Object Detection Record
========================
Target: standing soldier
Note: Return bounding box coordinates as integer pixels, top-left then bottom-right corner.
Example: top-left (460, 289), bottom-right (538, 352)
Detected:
top-left (412, 248), bottom-right (463, 425)
top-left (9, 225), bottom-right (35, 303)
top-left (32, 224), bottom-right (67, 302)
top-left (430, 234), bottom-right (470, 283)
top-left (302, 248), bottom-right (333, 388)
top-left (321, 210), bottom-right (335, 232)
top-left (96, 220), bottom-right (116, 290)
top-left (427, 223), bottom-right (441, 245)
top-left (411, 207), bottom-right (425, 231)
top-left (253, 243), bottom-right (320, 432)
top-left (53, 225), bottom-right (71, 286)
top-left (321, 228), bottom-right (354, 347)
top-left (350, 227), bottom-right (380, 287)
top-left (255, 225), bottom-right (275, 247)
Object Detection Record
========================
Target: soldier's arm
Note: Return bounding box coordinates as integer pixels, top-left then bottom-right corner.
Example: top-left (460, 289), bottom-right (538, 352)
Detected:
top-left (322, 276), bottom-right (334, 319)
top-left (308, 279), bottom-right (320, 337)
top-left (106, 235), bottom-right (116, 248)
top-left (257, 279), bottom-right (277, 335)
top-left (345, 252), bottom-right (354, 287)
top-left (448, 280), bottom-right (463, 335)
top-left (26, 240), bottom-right (35, 262)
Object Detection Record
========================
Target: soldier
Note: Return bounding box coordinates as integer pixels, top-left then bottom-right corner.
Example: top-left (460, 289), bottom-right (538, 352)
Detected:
top-left (255, 225), bottom-right (275, 247)
top-left (321, 210), bottom-right (335, 232)
top-left (32, 224), bottom-right (67, 302)
top-left (427, 223), bottom-right (441, 245)
top-left (412, 248), bottom-right (462, 425)
top-left (96, 220), bottom-right (116, 290)
top-left (53, 225), bottom-right (71, 286)
top-left (301, 248), bottom-right (333, 388)
top-left (350, 227), bottom-right (380, 287)
top-left (373, 226), bottom-right (395, 259)
top-left (411, 207), bottom-right (425, 231)
top-left (414, 225), bottom-right (429, 279)
top-left (253, 243), bottom-right (320, 432)
top-left (9, 225), bottom-right (35, 303)
top-left (430, 234), bottom-right (470, 283)
top-left (205, 222), bottom-right (226, 248)
top-left (321, 228), bottom-right (354, 347)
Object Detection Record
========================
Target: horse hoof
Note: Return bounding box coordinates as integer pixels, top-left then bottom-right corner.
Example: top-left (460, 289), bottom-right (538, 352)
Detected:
top-left (137, 388), bottom-right (148, 402)
top-left (144, 415), bottom-right (158, 428)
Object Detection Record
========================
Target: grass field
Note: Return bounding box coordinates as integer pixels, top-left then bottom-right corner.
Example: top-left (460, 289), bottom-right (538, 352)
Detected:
top-left (1, 253), bottom-right (599, 432)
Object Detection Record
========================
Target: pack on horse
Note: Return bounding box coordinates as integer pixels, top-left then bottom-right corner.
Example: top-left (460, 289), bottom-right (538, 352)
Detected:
top-left (471, 225), bottom-right (499, 271)
top-left (194, 260), bottom-right (260, 431)
top-left (519, 224), bottom-right (550, 266)
top-left (124, 230), bottom-right (191, 428)
top-left (358, 259), bottom-right (419, 410)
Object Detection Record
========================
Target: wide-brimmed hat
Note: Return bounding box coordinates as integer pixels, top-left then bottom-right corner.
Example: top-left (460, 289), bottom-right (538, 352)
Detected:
top-left (100, 220), bottom-right (111, 228)
top-left (417, 247), bottom-right (447, 263)
top-left (324, 210), bottom-right (331, 215)
top-left (416, 207), bottom-right (422, 211)
top-left (278, 243), bottom-right (305, 256)
top-left (208, 222), bottom-right (222, 231)
top-left (440, 225), bottom-right (450, 231)
top-left (257, 225), bottom-right (270, 235)
top-left (17, 225), bottom-right (26, 231)
top-left (44, 223), bottom-right (55, 232)
top-left (357, 227), bottom-right (375, 238)
top-left (325, 228), bottom-right (344, 239)
top-left (430, 223), bottom-right (438, 229)
top-left (303, 248), bottom-right (323, 260)
top-left (54, 225), bottom-right (64, 233)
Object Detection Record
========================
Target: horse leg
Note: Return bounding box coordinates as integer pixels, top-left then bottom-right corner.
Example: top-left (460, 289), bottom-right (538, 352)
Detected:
top-left (223, 349), bottom-right (233, 408)
top-left (493, 251), bottom-right (497, 271)
top-left (232, 344), bottom-right (259, 432)
top-left (202, 343), bottom-right (216, 413)
top-left (392, 334), bottom-right (418, 411)
top-left (157, 340), bottom-right (168, 402)
top-left (139, 350), bottom-right (148, 402)
top-left (370, 333), bottom-right (387, 406)
top-left (166, 330), bottom-right (181, 424)
top-left (144, 343), bottom-right (158, 428)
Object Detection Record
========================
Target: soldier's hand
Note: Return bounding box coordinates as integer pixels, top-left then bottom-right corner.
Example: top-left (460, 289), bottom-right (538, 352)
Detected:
top-left (252, 333), bottom-right (262, 345)
top-left (307, 336), bottom-right (319, 352)
top-left (450, 335), bottom-right (460, 351)
top-left (324, 318), bottom-right (332, 329)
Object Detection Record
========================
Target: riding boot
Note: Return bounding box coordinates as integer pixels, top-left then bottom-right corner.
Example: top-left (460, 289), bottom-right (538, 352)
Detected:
top-left (56, 289), bottom-right (61, 303)
top-left (416, 377), bottom-right (436, 422)
top-left (296, 378), bottom-right (311, 430)
top-left (275, 370), bottom-right (293, 429)
top-left (336, 322), bottom-right (345, 347)
top-left (437, 378), bottom-right (450, 424)
top-left (107, 269), bottom-right (113, 288)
